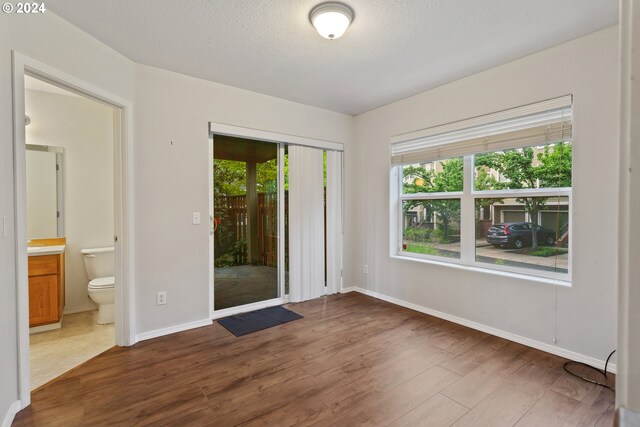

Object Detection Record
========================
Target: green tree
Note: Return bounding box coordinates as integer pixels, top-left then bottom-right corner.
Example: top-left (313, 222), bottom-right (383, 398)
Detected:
top-left (403, 158), bottom-right (463, 241)
top-left (256, 155), bottom-right (291, 192)
top-left (213, 160), bottom-right (245, 265)
top-left (475, 143), bottom-right (572, 249)
top-left (213, 155), bottom-right (288, 266)
top-left (433, 158), bottom-right (463, 192)
top-left (473, 162), bottom-right (505, 212)
top-left (214, 155), bottom-right (289, 196)
top-left (473, 164), bottom-right (504, 237)
top-left (537, 142), bottom-right (572, 188)
top-left (213, 159), bottom-right (246, 196)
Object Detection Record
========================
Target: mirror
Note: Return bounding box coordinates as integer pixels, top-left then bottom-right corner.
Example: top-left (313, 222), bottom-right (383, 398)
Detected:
top-left (26, 144), bottom-right (64, 238)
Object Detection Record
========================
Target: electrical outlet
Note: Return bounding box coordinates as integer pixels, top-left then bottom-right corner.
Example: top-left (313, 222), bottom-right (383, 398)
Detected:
top-left (364, 264), bottom-right (369, 274)
top-left (192, 212), bottom-right (201, 225)
top-left (157, 291), bottom-right (167, 305)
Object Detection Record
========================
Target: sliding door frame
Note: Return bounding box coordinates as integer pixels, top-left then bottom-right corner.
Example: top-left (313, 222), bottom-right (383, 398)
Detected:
top-left (207, 123), bottom-right (343, 319)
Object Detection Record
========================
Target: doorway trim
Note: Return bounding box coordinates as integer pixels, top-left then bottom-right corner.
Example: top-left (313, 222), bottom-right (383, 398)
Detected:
top-left (12, 52), bottom-right (135, 408)
top-left (208, 122), bottom-right (343, 319)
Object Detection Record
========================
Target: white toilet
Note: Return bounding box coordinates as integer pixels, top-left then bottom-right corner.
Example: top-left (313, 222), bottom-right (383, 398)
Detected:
top-left (82, 247), bottom-right (115, 325)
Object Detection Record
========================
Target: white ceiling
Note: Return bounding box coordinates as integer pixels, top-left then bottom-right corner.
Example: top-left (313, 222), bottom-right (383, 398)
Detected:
top-left (48, 0), bottom-right (618, 116)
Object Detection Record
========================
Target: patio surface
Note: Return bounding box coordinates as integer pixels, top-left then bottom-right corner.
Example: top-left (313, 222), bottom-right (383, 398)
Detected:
top-left (214, 265), bottom-right (279, 310)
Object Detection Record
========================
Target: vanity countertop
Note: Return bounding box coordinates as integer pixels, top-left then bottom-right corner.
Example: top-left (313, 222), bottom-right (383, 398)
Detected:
top-left (28, 245), bottom-right (65, 256)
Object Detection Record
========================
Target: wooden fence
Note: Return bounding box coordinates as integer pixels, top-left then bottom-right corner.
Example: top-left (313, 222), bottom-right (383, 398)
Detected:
top-left (215, 192), bottom-right (288, 268)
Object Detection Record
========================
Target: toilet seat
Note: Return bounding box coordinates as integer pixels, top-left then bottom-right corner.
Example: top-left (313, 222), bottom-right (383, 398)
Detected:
top-left (88, 276), bottom-right (115, 290)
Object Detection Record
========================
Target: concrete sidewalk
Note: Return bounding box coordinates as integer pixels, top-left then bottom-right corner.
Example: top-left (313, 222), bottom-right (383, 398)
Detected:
top-left (423, 239), bottom-right (569, 272)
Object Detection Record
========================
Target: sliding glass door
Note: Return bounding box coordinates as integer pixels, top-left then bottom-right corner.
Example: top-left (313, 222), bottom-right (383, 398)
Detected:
top-left (212, 136), bottom-right (282, 310)
top-left (211, 131), bottom-right (342, 311)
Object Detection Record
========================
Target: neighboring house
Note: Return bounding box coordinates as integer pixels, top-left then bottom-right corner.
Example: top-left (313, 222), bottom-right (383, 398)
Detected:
top-left (403, 144), bottom-right (570, 238)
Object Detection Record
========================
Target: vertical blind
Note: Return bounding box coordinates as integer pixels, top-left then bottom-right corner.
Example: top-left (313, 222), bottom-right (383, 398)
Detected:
top-left (325, 151), bottom-right (343, 295)
top-left (391, 95), bottom-right (573, 165)
top-left (288, 145), bottom-right (325, 303)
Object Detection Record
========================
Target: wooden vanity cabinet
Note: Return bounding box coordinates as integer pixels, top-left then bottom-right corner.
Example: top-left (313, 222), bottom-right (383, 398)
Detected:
top-left (28, 253), bottom-right (65, 327)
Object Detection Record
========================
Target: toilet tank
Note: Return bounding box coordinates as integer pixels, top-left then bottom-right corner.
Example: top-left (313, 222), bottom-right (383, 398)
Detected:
top-left (81, 247), bottom-right (114, 280)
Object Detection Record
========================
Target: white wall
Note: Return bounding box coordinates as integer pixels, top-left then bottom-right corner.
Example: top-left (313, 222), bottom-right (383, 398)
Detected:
top-left (25, 89), bottom-right (115, 314)
top-left (133, 65), bottom-right (352, 334)
top-left (618, 0), bottom-right (640, 415)
top-left (350, 27), bottom-right (619, 364)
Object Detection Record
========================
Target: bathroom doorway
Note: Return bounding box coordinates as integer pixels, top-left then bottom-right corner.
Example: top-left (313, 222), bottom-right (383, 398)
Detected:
top-left (24, 75), bottom-right (117, 390)
top-left (13, 53), bottom-right (135, 407)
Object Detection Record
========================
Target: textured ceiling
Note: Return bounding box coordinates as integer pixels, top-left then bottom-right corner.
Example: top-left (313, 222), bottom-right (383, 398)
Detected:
top-left (48, 0), bottom-right (618, 115)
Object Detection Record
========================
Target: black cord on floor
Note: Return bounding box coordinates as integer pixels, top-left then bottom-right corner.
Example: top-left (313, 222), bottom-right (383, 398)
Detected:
top-left (562, 349), bottom-right (616, 391)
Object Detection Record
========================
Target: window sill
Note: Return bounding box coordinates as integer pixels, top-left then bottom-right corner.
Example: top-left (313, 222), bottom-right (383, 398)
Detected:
top-left (391, 254), bottom-right (572, 287)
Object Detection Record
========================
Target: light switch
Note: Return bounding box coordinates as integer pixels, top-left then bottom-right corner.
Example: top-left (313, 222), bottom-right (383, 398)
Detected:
top-left (192, 212), bottom-right (201, 225)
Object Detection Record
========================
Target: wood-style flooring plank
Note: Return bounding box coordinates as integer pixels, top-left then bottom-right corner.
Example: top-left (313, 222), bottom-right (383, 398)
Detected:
top-left (551, 371), bottom-right (598, 402)
top-left (515, 390), bottom-right (580, 427)
top-left (563, 386), bottom-right (615, 426)
top-left (439, 334), bottom-right (510, 376)
top-left (452, 381), bottom-right (541, 427)
top-left (389, 393), bottom-right (469, 427)
top-left (440, 341), bottom-right (533, 408)
top-left (12, 293), bottom-right (615, 427)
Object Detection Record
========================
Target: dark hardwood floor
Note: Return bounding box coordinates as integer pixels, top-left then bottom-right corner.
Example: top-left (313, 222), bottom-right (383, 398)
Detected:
top-left (13, 292), bottom-right (614, 426)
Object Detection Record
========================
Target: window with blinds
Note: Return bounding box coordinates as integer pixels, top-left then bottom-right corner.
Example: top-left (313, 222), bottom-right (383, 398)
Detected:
top-left (392, 96), bottom-right (573, 282)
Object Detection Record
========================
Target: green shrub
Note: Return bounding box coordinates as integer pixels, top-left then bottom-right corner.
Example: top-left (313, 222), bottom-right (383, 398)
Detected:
top-left (403, 227), bottom-right (432, 242)
top-left (527, 247), bottom-right (569, 257)
top-left (214, 254), bottom-right (236, 268)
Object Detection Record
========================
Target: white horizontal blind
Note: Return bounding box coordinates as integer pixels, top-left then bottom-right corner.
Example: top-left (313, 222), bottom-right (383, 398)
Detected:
top-left (391, 96), bottom-right (573, 165)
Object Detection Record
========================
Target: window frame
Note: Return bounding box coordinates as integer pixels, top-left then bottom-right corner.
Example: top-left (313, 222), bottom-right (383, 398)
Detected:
top-left (395, 151), bottom-right (572, 284)
top-left (397, 157), bottom-right (465, 264)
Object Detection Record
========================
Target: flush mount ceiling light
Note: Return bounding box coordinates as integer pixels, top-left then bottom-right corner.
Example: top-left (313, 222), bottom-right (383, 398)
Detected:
top-left (309, 2), bottom-right (354, 40)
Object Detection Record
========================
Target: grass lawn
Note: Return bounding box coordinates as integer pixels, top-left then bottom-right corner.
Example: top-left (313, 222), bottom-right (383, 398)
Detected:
top-left (403, 242), bottom-right (459, 258)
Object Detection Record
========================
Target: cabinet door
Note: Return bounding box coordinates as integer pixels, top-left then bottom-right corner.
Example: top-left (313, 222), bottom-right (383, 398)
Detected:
top-left (29, 275), bottom-right (59, 326)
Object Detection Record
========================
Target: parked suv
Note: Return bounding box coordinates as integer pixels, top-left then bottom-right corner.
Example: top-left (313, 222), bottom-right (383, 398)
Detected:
top-left (486, 222), bottom-right (556, 249)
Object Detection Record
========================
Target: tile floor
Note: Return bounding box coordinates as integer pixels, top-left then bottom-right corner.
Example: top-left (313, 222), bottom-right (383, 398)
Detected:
top-left (30, 310), bottom-right (115, 390)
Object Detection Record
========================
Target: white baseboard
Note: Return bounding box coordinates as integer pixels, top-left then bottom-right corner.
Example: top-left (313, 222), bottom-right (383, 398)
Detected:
top-left (2, 401), bottom-right (21, 427)
top-left (353, 287), bottom-right (617, 374)
top-left (29, 322), bottom-right (61, 334)
top-left (340, 286), bottom-right (356, 293)
top-left (63, 304), bottom-right (97, 315)
top-left (135, 318), bottom-right (213, 342)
